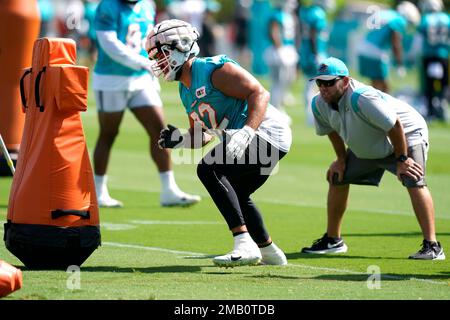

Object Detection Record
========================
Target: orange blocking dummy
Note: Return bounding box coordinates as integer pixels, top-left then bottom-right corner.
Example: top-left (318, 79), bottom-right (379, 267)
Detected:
top-left (0, 260), bottom-right (23, 298)
top-left (0, 0), bottom-right (40, 176)
top-left (4, 38), bottom-right (100, 270)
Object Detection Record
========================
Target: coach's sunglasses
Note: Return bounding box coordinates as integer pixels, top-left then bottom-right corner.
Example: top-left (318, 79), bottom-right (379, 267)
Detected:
top-left (315, 77), bottom-right (342, 88)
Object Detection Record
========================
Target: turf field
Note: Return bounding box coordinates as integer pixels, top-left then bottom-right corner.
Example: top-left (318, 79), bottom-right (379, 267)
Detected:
top-left (0, 71), bottom-right (449, 300)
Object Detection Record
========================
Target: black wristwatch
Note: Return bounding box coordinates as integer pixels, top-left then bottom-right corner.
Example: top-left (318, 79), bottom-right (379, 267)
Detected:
top-left (396, 154), bottom-right (408, 163)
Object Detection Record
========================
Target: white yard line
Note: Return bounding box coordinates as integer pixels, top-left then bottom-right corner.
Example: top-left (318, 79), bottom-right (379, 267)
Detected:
top-left (101, 220), bottom-right (222, 231)
top-left (129, 220), bottom-right (222, 225)
top-left (0, 225), bottom-right (447, 286)
top-left (103, 241), bottom-right (449, 286)
top-left (102, 241), bottom-right (207, 257)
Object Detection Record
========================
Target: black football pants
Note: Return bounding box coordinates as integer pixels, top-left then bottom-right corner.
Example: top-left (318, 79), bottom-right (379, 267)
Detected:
top-left (197, 136), bottom-right (286, 244)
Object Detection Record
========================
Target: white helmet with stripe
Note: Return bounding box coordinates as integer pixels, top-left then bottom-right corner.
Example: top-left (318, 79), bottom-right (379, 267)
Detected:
top-left (146, 19), bottom-right (200, 81)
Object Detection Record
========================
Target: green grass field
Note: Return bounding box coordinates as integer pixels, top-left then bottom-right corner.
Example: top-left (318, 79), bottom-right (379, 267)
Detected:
top-left (1, 71), bottom-right (449, 300)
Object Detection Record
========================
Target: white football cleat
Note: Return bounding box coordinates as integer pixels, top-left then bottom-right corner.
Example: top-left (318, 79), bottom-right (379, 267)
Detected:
top-left (160, 190), bottom-right (201, 207)
top-left (97, 195), bottom-right (123, 208)
top-left (213, 243), bottom-right (262, 267)
top-left (213, 232), bottom-right (262, 267)
top-left (260, 242), bottom-right (288, 265)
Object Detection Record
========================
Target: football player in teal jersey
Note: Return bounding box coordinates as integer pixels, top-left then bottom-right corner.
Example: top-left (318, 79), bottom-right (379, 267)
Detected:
top-left (417, 0), bottom-right (449, 121)
top-left (298, 0), bottom-right (335, 125)
top-left (147, 19), bottom-right (293, 267)
top-left (263, 0), bottom-right (298, 125)
top-left (93, 0), bottom-right (200, 207)
top-left (357, 1), bottom-right (421, 93)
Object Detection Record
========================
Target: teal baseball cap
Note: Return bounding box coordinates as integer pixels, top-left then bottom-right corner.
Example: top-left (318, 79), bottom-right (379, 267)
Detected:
top-left (310, 57), bottom-right (349, 81)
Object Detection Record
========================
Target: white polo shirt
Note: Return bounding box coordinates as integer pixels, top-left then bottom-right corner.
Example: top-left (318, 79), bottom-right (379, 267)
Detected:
top-left (312, 79), bottom-right (428, 159)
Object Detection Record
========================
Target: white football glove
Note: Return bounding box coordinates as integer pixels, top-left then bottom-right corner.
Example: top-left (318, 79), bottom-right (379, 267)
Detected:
top-left (225, 125), bottom-right (255, 160)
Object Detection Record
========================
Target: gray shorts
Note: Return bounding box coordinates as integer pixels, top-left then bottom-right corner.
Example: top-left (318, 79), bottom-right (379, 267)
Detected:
top-left (333, 143), bottom-right (428, 188)
top-left (94, 87), bottom-right (162, 113)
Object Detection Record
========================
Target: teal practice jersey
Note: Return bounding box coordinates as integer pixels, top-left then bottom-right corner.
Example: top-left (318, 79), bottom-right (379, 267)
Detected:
top-left (84, 1), bottom-right (99, 41)
top-left (418, 12), bottom-right (450, 59)
top-left (299, 5), bottom-right (329, 74)
top-left (365, 10), bottom-right (407, 50)
top-left (179, 55), bottom-right (248, 130)
top-left (269, 8), bottom-right (296, 46)
top-left (94, 0), bottom-right (155, 76)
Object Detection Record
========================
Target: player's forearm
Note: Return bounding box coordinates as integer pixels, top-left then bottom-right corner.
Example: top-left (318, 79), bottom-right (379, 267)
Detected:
top-left (96, 31), bottom-right (151, 71)
top-left (210, 62), bottom-right (267, 131)
top-left (328, 131), bottom-right (347, 160)
top-left (245, 88), bottom-right (269, 130)
top-left (391, 31), bottom-right (403, 66)
top-left (387, 119), bottom-right (408, 157)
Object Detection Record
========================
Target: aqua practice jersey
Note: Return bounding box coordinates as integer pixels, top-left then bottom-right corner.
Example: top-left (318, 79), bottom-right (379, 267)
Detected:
top-left (180, 55), bottom-right (248, 130)
top-left (84, 1), bottom-right (99, 41)
top-left (270, 8), bottom-right (296, 46)
top-left (94, 0), bottom-right (155, 77)
top-left (365, 10), bottom-right (406, 51)
top-left (299, 5), bottom-right (329, 75)
top-left (179, 55), bottom-right (292, 152)
top-left (418, 12), bottom-right (450, 59)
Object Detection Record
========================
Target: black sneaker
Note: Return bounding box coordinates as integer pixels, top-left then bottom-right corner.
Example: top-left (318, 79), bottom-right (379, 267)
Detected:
top-left (409, 240), bottom-right (446, 260)
top-left (301, 233), bottom-right (348, 254)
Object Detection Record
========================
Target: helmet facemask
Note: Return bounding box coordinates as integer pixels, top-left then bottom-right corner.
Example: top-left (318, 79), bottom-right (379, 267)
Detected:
top-left (149, 43), bottom-right (198, 81)
top-left (146, 19), bottom-right (200, 82)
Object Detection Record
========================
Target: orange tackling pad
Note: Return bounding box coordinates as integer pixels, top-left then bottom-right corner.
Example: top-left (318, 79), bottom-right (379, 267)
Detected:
top-left (4, 38), bottom-right (100, 269)
top-left (0, 260), bottom-right (22, 298)
top-left (0, 0), bottom-right (40, 175)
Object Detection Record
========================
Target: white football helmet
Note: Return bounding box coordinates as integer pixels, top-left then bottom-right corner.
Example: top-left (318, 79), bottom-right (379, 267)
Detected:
top-left (146, 19), bottom-right (200, 81)
top-left (313, 0), bottom-right (336, 11)
top-left (418, 0), bottom-right (444, 13)
top-left (397, 1), bottom-right (421, 26)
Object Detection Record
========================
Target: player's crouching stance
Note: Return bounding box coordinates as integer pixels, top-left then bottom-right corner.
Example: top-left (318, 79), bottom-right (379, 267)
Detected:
top-left (146, 19), bottom-right (292, 267)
